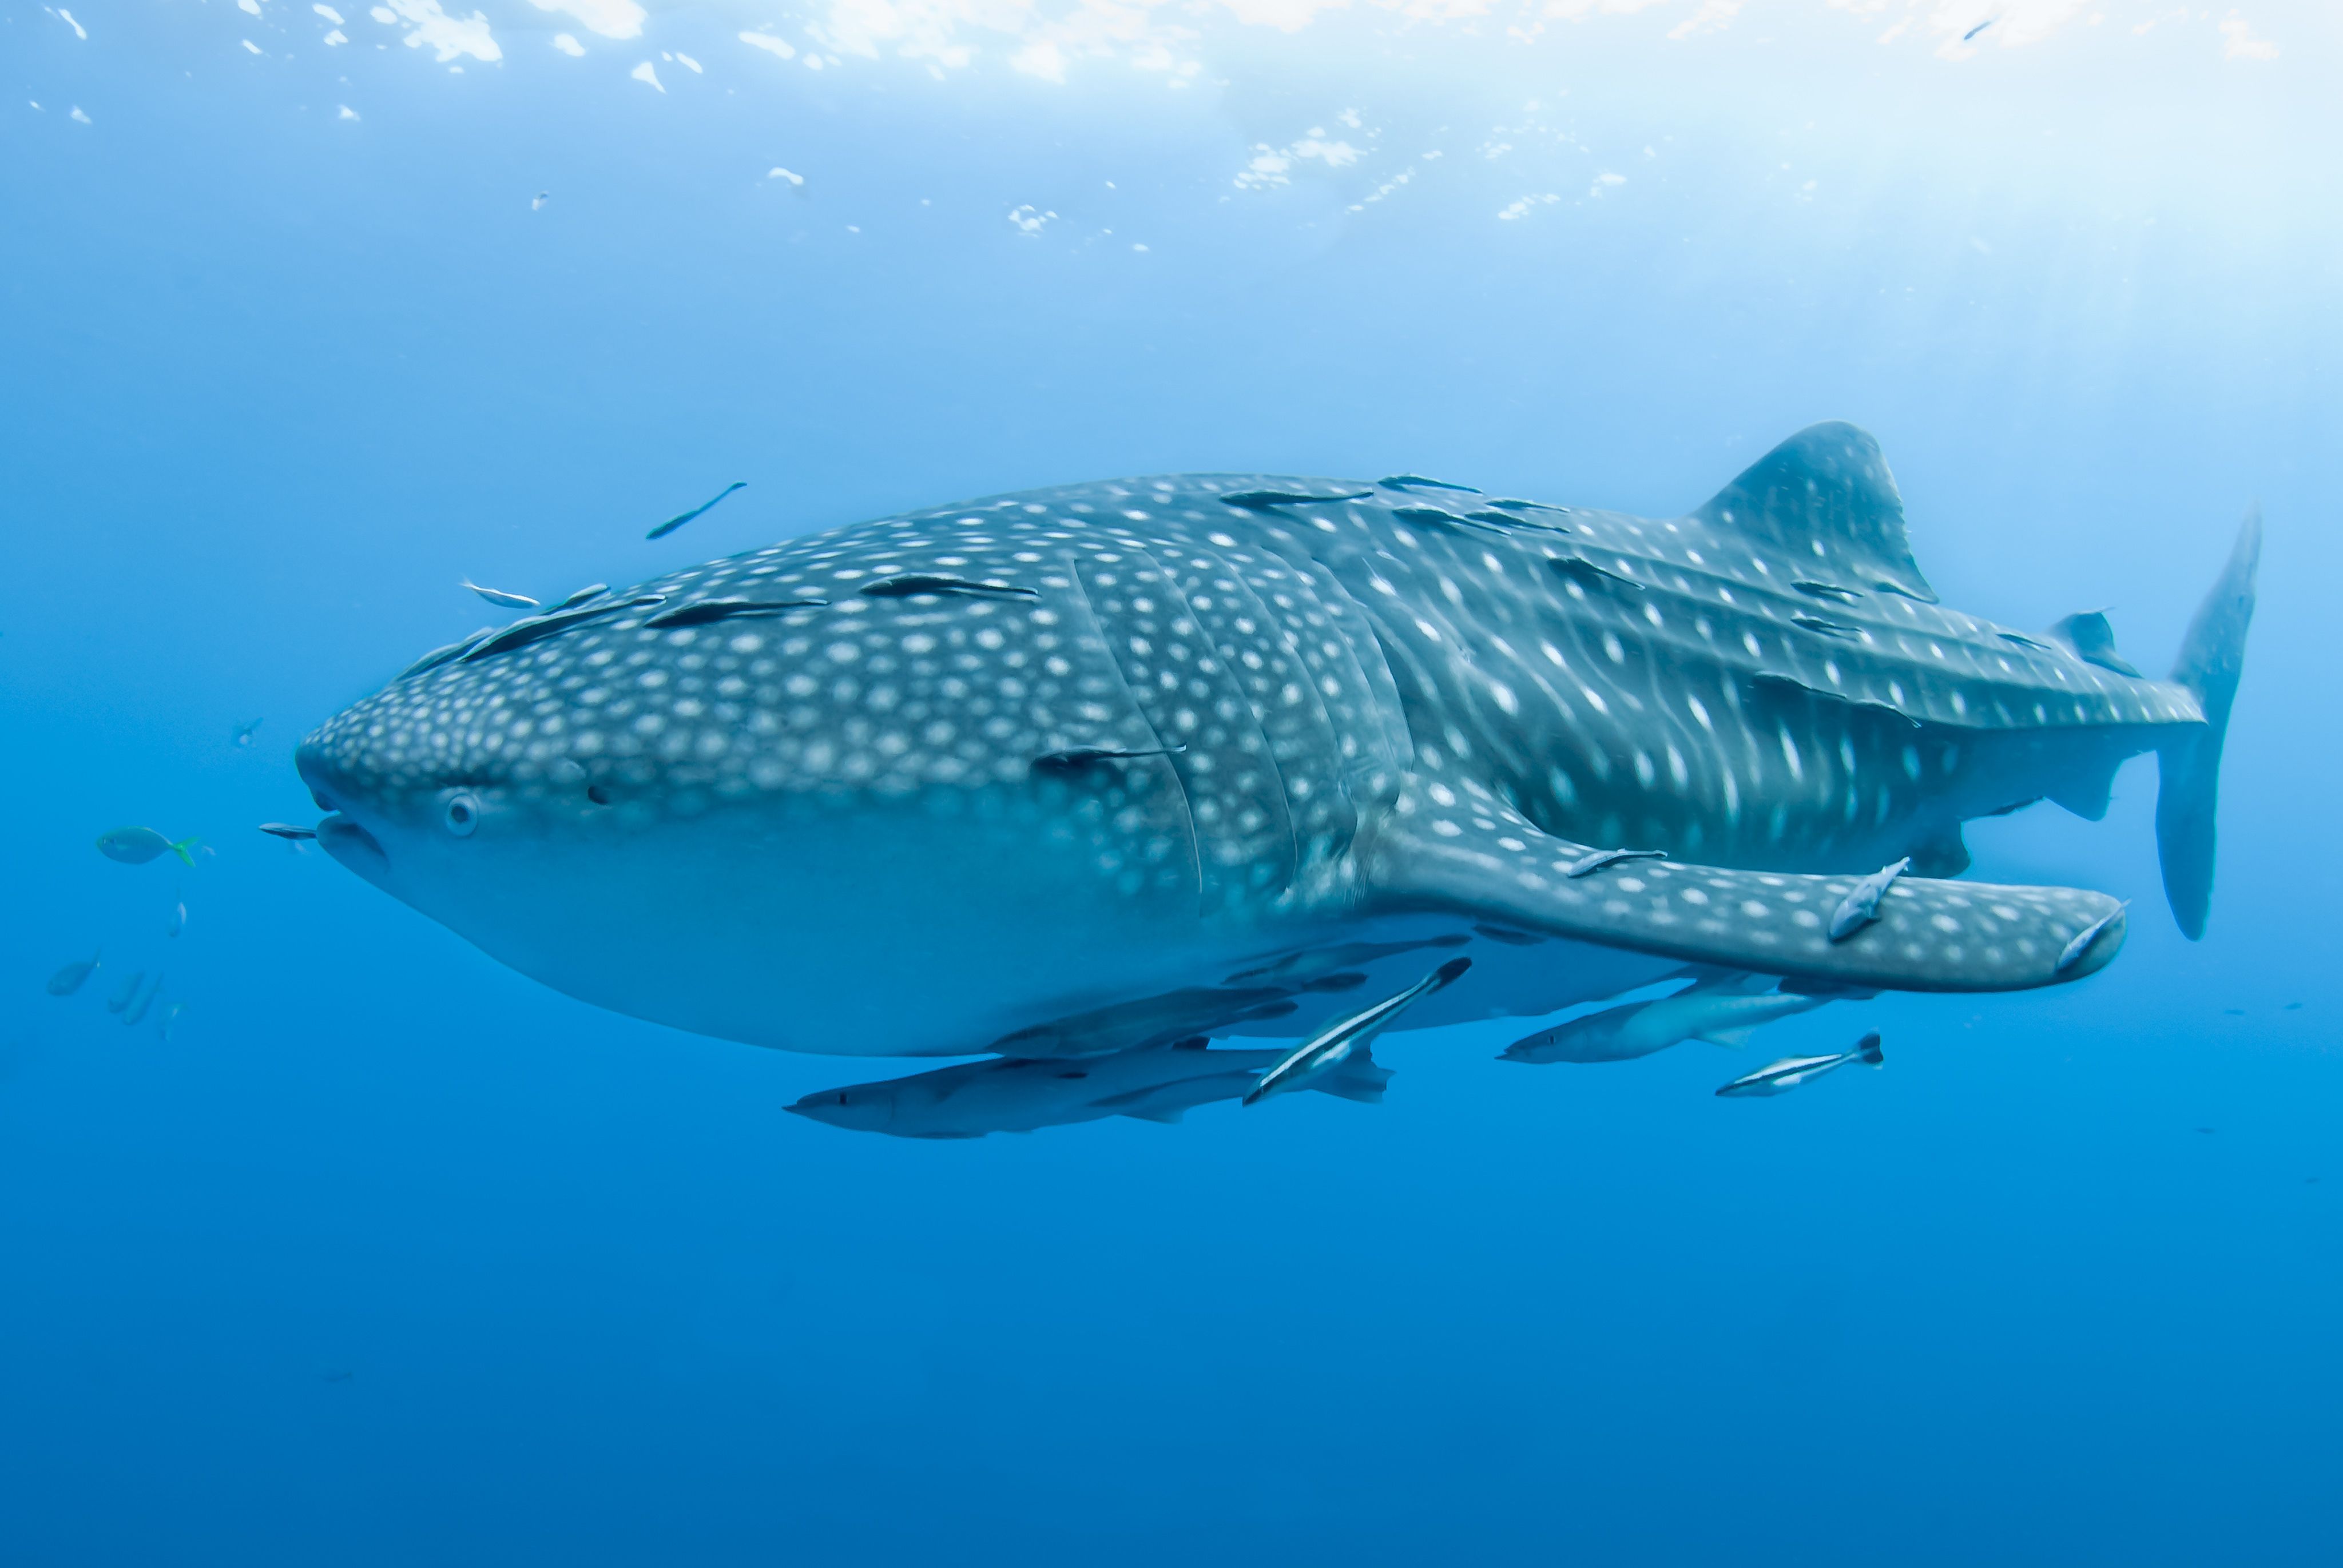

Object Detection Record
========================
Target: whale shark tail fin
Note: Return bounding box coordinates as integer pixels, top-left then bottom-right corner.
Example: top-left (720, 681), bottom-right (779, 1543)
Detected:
top-left (2155, 508), bottom-right (2261, 940)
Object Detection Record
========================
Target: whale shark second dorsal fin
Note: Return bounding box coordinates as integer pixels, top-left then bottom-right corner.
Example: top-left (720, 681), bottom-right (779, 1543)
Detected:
top-left (2046, 610), bottom-right (2142, 676)
top-left (1691, 423), bottom-right (1938, 604)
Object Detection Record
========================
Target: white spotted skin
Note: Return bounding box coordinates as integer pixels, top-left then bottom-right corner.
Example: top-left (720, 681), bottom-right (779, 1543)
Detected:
top-left (1335, 500), bottom-right (2202, 878)
top-left (301, 479), bottom-right (1408, 1055)
top-left (299, 467), bottom-right (2172, 1054)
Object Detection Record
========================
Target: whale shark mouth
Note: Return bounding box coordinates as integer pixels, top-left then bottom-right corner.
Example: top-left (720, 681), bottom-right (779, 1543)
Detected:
top-left (316, 814), bottom-right (390, 885)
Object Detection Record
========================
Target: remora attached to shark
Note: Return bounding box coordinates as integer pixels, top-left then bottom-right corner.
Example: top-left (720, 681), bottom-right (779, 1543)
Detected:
top-left (296, 423), bottom-right (2257, 1069)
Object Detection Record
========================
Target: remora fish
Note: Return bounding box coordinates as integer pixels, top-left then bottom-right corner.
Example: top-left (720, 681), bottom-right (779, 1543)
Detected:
top-left (1716, 1030), bottom-right (1885, 1097)
top-left (47, 952), bottom-right (100, 996)
top-left (1829, 857), bottom-right (1911, 941)
top-left (461, 580), bottom-right (540, 610)
top-left (1501, 972), bottom-right (1838, 1064)
top-left (296, 424), bottom-right (2254, 1062)
top-left (1245, 957), bottom-right (1471, 1104)
top-left (97, 827), bottom-right (198, 867)
top-left (788, 1037), bottom-right (1393, 1139)
top-left (646, 481), bottom-right (747, 541)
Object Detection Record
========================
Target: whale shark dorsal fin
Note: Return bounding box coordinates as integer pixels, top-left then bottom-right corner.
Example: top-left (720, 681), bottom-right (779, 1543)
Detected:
top-left (1692, 423), bottom-right (1937, 604)
top-left (2047, 610), bottom-right (2142, 677)
top-left (1364, 778), bottom-right (2123, 993)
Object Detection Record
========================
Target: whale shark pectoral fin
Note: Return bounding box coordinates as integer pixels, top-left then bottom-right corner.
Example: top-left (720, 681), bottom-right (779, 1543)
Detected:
top-left (1360, 783), bottom-right (2124, 993)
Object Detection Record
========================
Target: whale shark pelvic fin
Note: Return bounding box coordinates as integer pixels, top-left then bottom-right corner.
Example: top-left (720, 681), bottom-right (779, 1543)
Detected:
top-left (2156, 508), bottom-right (2261, 940)
top-left (1362, 779), bottom-right (2124, 994)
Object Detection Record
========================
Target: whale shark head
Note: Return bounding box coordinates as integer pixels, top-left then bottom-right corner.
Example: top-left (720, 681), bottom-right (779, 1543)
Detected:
top-left (295, 529), bottom-right (1228, 1056)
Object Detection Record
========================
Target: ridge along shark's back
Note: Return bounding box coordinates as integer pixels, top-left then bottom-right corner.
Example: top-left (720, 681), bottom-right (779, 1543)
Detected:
top-left (293, 424), bottom-right (2245, 1058)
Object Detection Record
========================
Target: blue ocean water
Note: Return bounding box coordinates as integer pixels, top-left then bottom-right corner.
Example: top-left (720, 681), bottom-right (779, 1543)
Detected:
top-left (3, 3), bottom-right (2338, 1562)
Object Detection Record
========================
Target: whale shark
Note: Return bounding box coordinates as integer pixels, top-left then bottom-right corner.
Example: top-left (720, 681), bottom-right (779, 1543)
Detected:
top-left (295, 423), bottom-right (2257, 1065)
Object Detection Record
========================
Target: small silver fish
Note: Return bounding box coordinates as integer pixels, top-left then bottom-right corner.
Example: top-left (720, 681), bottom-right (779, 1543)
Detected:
top-left (1828, 858), bottom-right (1911, 941)
top-left (233, 718), bottom-right (264, 748)
top-left (97, 827), bottom-right (198, 867)
top-left (1715, 1031), bottom-right (1884, 1098)
top-left (167, 897), bottom-right (186, 938)
top-left (551, 583), bottom-right (608, 611)
top-left (106, 969), bottom-right (147, 1016)
top-left (259, 822), bottom-right (318, 841)
top-left (46, 952), bottom-right (100, 996)
top-left (460, 579), bottom-right (541, 610)
top-left (155, 1001), bottom-right (185, 1042)
top-left (122, 972), bottom-right (163, 1026)
top-left (646, 480), bottom-right (747, 541)
top-left (531, 191), bottom-right (550, 210)
top-left (1245, 957), bottom-right (1471, 1106)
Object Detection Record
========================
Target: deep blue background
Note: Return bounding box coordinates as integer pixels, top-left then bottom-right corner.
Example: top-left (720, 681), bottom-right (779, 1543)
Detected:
top-left (3, 6), bottom-right (2338, 1563)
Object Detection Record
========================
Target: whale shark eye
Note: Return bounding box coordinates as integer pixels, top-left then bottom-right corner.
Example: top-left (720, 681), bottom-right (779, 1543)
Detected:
top-left (443, 793), bottom-right (481, 837)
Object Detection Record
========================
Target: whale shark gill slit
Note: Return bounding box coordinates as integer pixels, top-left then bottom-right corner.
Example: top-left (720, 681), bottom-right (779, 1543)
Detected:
top-left (1749, 670), bottom-right (1921, 728)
